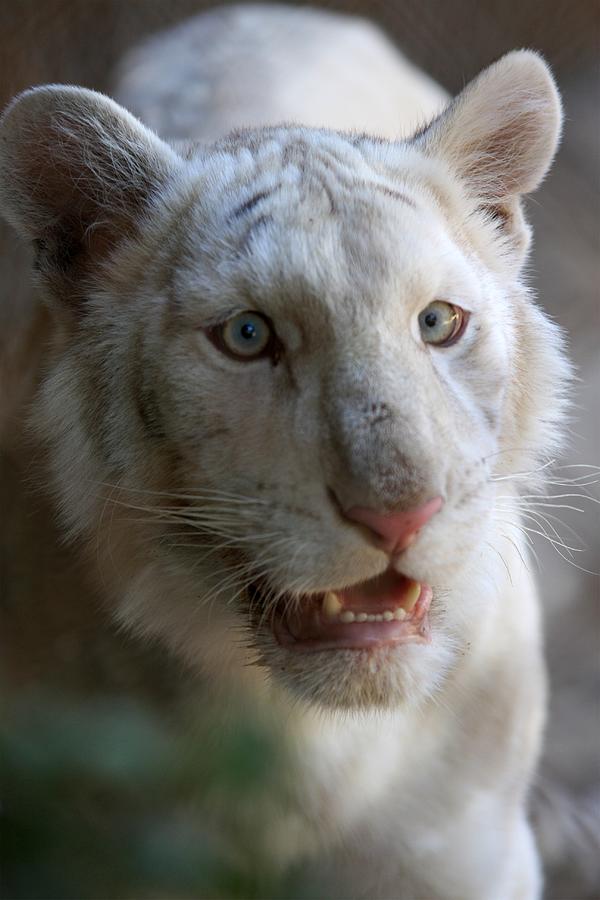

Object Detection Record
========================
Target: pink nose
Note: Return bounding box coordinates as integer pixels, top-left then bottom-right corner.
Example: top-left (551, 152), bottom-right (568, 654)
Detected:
top-left (345, 496), bottom-right (443, 555)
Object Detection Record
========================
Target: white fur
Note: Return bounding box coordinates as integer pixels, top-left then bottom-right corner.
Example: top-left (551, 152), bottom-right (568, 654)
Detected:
top-left (0, 6), bottom-right (571, 897)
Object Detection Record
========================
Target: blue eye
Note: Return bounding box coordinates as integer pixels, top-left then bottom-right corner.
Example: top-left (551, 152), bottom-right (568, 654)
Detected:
top-left (211, 311), bottom-right (276, 361)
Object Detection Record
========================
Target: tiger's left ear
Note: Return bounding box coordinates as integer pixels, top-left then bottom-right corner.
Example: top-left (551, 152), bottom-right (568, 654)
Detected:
top-left (416, 51), bottom-right (562, 256)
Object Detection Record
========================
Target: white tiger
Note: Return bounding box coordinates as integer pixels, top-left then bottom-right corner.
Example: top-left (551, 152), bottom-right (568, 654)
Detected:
top-left (0, 6), bottom-right (570, 897)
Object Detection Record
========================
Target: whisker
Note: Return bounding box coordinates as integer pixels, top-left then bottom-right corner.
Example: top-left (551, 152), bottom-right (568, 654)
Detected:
top-left (515, 511), bottom-right (577, 560)
top-left (495, 515), bottom-right (587, 559)
top-left (97, 480), bottom-right (269, 505)
top-left (518, 509), bottom-right (587, 548)
top-left (485, 541), bottom-right (513, 584)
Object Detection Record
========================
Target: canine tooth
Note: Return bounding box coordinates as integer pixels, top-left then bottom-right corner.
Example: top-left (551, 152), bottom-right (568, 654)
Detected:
top-left (367, 614), bottom-right (376, 622)
top-left (340, 610), bottom-right (356, 624)
top-left (403, 580), bottom-right (421, 612)
top-left (394, 607), bottom-right (407, 621)
top-left (323, 592), bottom-right (342, 618)
top-left (356, 613), bottom-right (368, 623)
top-left (383, 610), bottom-right (394, 621)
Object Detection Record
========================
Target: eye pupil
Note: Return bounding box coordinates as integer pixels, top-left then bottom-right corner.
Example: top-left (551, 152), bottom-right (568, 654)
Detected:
top-left (240, 322), bottom-right (256, 340)
top-left (424, 312), bottom-right (438, 328)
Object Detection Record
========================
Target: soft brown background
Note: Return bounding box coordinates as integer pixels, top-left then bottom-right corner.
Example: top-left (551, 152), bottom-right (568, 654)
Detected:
top-left (1, 2), bottom-right (598, 898)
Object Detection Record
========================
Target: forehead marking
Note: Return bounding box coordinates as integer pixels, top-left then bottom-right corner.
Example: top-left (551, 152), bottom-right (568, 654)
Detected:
top-left (234, 175), bottom-right (417, 248)
top-left (234, 136), bottom-right (418, 214)
top-left (370, 183), bottom-right (417, 208)
top-left (231, 188), bottom-right (278, 221)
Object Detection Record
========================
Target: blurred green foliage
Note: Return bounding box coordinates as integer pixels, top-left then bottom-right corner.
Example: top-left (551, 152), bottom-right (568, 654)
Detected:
top-left (0, 692), bottom-right (313, 899)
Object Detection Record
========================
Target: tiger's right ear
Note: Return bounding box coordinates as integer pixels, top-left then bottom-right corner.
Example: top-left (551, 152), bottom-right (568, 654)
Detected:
top-left (413, 52), bottom-right (562, 265)
top-left (0, 85), bottom-right (182, 299)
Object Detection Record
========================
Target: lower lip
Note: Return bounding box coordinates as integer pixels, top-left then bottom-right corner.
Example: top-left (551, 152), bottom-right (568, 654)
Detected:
top-left (272, 585), bottom-right (432, 653)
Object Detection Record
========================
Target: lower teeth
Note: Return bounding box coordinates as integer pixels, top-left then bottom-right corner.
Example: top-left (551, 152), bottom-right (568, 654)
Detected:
top-left (331, 607), bottom-right (408, 624)
top-left (321, 582), bottom-right (420, 623)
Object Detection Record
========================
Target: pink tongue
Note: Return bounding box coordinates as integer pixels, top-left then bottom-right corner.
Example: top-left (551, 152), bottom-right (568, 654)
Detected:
top-left (337, 569), bottom-right (414, 612)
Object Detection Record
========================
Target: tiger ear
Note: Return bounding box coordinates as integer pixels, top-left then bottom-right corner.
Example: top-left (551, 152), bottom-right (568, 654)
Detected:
top-left (0, 84), bottom-right (182, 300)
top-left (418, 51), bottom-right (562, 201)
top-left (416, 51), bottom-right (562, 256)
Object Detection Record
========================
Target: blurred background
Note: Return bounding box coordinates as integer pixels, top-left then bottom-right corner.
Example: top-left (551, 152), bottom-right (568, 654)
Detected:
top-left (1, 2), bottom-right (598, 898)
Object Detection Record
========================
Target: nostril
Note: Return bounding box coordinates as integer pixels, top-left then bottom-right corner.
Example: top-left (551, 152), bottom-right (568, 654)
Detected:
top-left (344, 496), bottom-right (444, 554)
top-left (327, 486), bottom-right (348, 523)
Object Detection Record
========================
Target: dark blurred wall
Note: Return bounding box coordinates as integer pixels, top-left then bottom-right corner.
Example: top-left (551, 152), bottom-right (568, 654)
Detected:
top-left (0, 0), bottom-right (598, 107)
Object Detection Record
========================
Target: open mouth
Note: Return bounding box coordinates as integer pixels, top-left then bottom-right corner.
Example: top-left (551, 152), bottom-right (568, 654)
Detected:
top-left (263, 568), bottom-right (432, 653)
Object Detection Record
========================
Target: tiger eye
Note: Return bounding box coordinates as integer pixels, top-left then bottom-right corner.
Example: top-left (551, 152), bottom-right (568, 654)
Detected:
top-left (208, 311), bottom-right (278, 362)
top-left (418, 301), bottom-right (468, 347)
